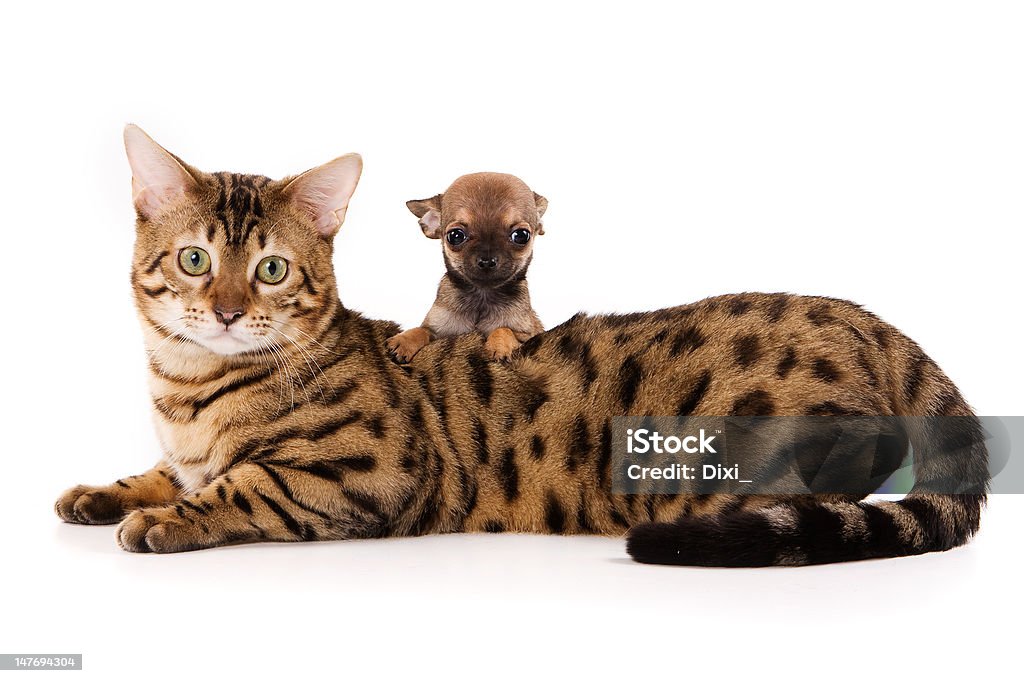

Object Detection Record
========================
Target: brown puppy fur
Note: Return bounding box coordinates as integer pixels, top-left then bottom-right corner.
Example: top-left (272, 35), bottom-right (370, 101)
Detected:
top-left (386, 172), bottom-right (546, 362)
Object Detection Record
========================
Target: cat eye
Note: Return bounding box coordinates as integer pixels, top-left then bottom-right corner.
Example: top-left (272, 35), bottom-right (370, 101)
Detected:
top-left (256, 256), bottom-right (289, 284)
top-left (510, 228), bottom-right (531, 245)
top-left (446, 228), bottom-right (467, 246)
top-left (178, 247), bottom-right (211, 276)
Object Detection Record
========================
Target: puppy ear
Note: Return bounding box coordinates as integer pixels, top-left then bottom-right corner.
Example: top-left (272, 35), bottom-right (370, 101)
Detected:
top-left (282, 153), bottom-right (363, 238)
top-left (406, 194), bottom-right (443, 239)
top-left (533, 192), bottom-right (548, 235)
top-left (123, 124), bottom-right (199, 219)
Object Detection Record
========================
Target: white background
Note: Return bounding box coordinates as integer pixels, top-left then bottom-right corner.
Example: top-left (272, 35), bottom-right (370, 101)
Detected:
top-left (1, 1), bottom-right (1022, 680)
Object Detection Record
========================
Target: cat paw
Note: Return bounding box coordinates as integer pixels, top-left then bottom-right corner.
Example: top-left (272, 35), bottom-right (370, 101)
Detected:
top-left (116, 508), bottom-right (204, 553)
top-left (484, 328), bottom-right (521, 360)
top-left (55, 485), bottom-right (126, 525)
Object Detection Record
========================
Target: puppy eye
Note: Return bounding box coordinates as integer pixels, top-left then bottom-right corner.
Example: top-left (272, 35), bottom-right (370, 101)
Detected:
top-left (178, 247), bottom-right (211, 276)
top-left (510, 228), bottom-right (531, 245)
top-left (446, 228), bottom-right (467, 246)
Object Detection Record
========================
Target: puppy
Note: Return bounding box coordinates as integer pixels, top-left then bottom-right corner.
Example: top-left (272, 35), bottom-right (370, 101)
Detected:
top-left (387, 172), bottom-right (547, 362)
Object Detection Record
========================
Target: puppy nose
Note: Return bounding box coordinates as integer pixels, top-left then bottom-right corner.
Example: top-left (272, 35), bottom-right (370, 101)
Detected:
top-left (477, 256), bottom-right (498, 270)
top-left (214, 306), bottom-right (245, 326)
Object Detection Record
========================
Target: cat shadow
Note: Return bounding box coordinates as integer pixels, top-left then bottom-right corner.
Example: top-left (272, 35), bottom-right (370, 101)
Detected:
top-left (53, 521), bottom-right (122, 554)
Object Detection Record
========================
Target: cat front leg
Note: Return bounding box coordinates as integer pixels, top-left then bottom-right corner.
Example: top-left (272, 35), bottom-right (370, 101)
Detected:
top-left (115, 460), bottom-right (391, 553)
top-left (55, 464), bottom-right (181, 525)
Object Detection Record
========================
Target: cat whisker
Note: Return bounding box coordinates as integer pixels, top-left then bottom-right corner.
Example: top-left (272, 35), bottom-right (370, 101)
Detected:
top-left (270, 318), bottom-right (334, 356)
top-left (276, 338), bottom-right (312, 407)
top-left (147, 319), bottom-right (190, 357)
top-left (268, 326), bottom-right (328, 405)
top-left (260, 339), bottom-right (291, 410)
top-left (253, 342), bottom-right (286, 412)
top-left (265, 338), bottom-right (303, 411)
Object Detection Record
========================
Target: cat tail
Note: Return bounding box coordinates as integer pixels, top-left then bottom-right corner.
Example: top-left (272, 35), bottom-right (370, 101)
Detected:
top-left (625, 358), bottom-right (989, 567)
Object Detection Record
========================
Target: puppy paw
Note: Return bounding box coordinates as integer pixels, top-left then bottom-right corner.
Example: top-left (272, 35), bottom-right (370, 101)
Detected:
top-left (386, 328), bottom-right (431, 363)
top-left (386, 334), bottom-right (419, 363)
top-left (484, 328), bottom-right (522, 360)
top-left (55, 485), bottom-right (127, 525)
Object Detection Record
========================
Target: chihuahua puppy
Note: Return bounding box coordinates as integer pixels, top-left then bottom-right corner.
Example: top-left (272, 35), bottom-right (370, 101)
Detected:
top-left (386, 172), bottom-right (547, 362)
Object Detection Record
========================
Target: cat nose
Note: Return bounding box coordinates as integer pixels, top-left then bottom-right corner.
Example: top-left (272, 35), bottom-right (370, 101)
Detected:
top-left (477, 256), bottom-right (498, 270)
top-left (214, 306), bottom-right (245, 327)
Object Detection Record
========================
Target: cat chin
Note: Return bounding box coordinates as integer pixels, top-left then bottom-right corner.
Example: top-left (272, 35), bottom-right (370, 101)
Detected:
top-left (196, 331), bottom-right (260, 356)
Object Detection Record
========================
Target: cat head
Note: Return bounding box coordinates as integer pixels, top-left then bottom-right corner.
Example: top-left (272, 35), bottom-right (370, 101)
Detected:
top-left (125, 125), bottom-right (360, 356)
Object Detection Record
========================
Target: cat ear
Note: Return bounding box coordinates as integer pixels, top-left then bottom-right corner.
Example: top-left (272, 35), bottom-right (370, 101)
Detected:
top-left (533, 192), bottom-right (548, 235)
top-left (406, 194), bottom-right (443, 239)
top-left (124, 125), bottom-right (199, 219)
top-left (282, 154), bottom-right (363, 238)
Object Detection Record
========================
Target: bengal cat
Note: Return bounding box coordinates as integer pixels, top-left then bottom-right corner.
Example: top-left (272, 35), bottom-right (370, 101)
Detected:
top-left (54, 126), bottom-right (988, 566)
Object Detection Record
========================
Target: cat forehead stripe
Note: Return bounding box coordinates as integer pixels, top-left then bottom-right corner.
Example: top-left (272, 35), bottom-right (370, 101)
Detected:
top-left (211, 172), bottom-right (273, 245)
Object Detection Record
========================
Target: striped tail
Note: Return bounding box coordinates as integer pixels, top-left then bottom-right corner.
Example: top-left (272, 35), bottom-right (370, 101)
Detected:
top-left (626, 373), bottom-right (989, 567)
